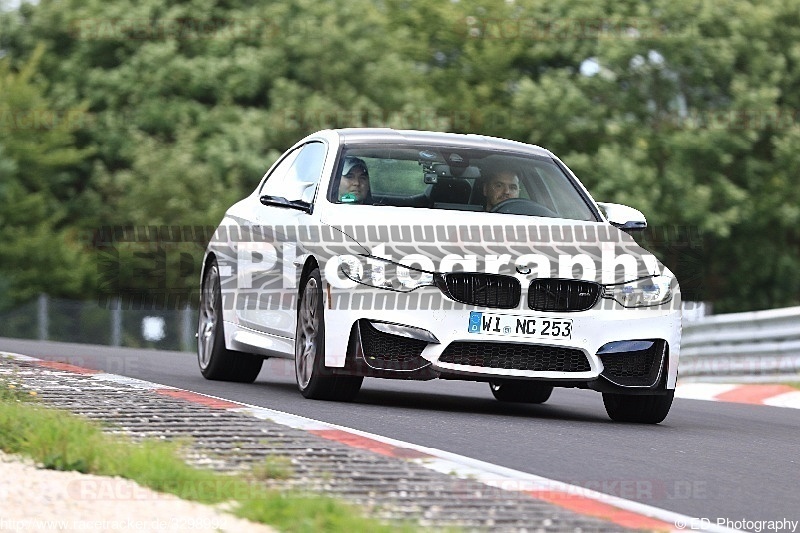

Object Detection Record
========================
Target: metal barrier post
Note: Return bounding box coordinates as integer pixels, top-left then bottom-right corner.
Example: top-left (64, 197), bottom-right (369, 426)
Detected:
top-left (181, 303), bottom-right (193, 352)
top-left (37, 294), bottom-right (48, 341)
top-left (111, 297), bottom-right (121, 347)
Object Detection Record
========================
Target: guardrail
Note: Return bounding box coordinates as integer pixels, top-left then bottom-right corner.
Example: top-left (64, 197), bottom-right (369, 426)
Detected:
top-left (680, 305), bottom-right (800, 381)
top-left (0, 294), bottom-right (197, 352)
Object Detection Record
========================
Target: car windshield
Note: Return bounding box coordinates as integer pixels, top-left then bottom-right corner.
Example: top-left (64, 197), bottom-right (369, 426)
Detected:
top-left (329, 145), bottom-right (597, 221)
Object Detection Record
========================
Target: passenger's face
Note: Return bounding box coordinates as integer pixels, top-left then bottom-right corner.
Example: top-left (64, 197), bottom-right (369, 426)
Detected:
top-left (338, 166), bottom-right (370, 203)
top-left (484, 172), bottom-right (520, 211)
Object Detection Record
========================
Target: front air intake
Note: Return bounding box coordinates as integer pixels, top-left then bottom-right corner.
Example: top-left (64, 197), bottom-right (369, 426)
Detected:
top-left (439, 341), bottom-right (591, 372)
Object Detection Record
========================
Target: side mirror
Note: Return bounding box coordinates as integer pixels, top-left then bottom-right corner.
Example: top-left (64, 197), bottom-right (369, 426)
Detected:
top-left (597, 202), bottom-right (647, 231)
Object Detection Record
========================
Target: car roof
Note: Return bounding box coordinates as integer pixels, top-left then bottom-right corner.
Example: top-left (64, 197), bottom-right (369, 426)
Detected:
top-left (331, 128), bottom-right (553, 158)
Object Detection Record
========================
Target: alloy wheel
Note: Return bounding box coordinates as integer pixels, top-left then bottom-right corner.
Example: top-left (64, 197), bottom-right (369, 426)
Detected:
top-left (197, 265), bottom-right (219, 369)
top-left (295, 277), bottom-right (319, 389)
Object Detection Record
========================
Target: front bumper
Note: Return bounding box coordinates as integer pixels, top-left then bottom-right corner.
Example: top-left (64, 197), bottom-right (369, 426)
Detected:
top-left (324, 287), bottom-right (681, 390)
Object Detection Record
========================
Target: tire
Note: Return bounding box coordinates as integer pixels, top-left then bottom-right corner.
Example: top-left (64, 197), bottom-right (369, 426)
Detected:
top-left (295, 268), bottom-right (362, 401)
top-left (197, 258), bottom-right (263, 382)
top-left (602, 390), bottom-right (674, 424)
top-left (489, 381), bottom-right (553, 404)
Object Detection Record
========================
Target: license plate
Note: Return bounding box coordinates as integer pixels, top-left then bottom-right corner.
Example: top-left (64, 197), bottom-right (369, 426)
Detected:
top-left (468, 312), bottom-right (573, 340)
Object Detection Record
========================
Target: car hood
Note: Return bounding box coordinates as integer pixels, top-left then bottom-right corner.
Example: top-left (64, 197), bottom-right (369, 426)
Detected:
top-left (319, 206), bottom-right (669, 284)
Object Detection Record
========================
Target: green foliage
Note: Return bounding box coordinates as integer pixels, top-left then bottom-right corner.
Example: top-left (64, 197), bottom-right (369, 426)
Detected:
top-left (1, 0), bottom-right (799, 311)
top-left (0, 45), bottom-right (95, 309)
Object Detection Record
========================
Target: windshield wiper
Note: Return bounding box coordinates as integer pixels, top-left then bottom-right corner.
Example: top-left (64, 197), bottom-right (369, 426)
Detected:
top-left (259, 195), bottom-right (310, 211)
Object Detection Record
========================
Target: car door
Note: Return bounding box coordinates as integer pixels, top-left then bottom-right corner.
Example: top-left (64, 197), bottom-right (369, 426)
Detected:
top-left (236, 141), bottom-right (328, 339)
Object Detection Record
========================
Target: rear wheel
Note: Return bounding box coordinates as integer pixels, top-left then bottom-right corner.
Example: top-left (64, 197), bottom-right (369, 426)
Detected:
top-left (602, 390), bottom-right (674, 423)
top-left (489, 381), bottom-right (553, 404)
top-left (197, 259), bottom-right (263, 382)
top-left (295, 268), bottom-right (362, 401)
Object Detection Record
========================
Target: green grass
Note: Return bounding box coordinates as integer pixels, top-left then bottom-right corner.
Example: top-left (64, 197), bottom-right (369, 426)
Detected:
top-left (787, 382), bottom-right (800, 390)
top-left (251, 455), bottom-right (294, 481)
top-left (0, 376), bottom-right (38, 403)
top-left (0, 380), bottom-right (419, 533)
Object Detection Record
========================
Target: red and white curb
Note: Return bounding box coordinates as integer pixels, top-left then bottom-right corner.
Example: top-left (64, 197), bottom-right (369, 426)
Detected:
top-left (3, 352), bottom-right (742, 533)
top-left (675, 383), bottom-right (800, 408)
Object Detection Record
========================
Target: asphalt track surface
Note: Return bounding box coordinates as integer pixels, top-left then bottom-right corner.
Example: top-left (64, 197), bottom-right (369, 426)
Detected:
top-left (2, 337), bottom-right (798, 530)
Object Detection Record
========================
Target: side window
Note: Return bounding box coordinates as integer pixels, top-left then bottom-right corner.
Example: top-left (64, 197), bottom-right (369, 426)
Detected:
top-left (260, 148), bottom-right (301, 196)
top-left (367, 159), bottom-right (420, 195)
top-left (261, 142), bottom-right (327, 202)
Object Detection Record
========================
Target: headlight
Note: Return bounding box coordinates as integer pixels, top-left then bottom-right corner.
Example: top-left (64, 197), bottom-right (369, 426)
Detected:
top-left (602, 275), bottom-right (674, 308)
top-left (339, 255), bottom-right (435, 292)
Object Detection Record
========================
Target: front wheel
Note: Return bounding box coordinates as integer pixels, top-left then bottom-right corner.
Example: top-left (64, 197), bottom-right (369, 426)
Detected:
top-left (602, 390), bottom-right (674, 423)
top-left (295, 268), bottom-right (362, 401)
top-left (489, 381), bottom-right (553, 404)
top-left (197, 259), bottom-right (263, 382)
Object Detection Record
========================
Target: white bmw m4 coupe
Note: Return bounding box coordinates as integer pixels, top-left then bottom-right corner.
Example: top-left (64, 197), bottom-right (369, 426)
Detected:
top-left (198, 128), bottom-right (681, 423)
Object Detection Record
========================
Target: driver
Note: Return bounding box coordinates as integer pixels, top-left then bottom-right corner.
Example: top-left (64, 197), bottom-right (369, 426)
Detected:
top-left (483, 170), bottom-right (520, 211)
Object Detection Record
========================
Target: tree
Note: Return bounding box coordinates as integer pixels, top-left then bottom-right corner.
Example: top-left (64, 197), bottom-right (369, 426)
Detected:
top-left (0, 44), bottom-right (94, 309)
top-left (1, 0), bottom-right (798, 312)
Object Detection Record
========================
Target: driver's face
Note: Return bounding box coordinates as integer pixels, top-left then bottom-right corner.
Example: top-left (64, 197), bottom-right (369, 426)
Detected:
top-left (484, 172), bottom-right (520, 211)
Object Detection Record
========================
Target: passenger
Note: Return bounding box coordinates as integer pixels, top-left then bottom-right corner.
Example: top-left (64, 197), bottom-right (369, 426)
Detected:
top-left (337, 156), bottom-right (373, 204)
